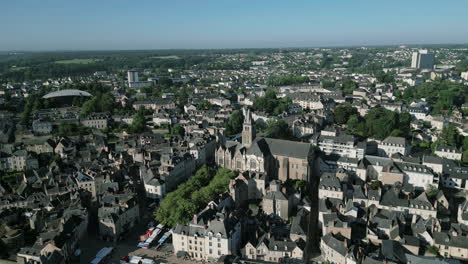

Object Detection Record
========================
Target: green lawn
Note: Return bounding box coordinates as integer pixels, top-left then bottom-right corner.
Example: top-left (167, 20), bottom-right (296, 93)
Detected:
top-left (55, 58), bottom-right (101, 64)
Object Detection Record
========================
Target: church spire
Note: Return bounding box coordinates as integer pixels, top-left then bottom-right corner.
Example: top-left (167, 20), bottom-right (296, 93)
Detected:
top-left (242, 108), bottom-right (255, 148)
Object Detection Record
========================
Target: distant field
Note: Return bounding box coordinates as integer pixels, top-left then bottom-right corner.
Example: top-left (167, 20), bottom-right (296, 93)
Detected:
top-left (55, 58), bottom-right (101, 64)
top-left (10, 66), bottom-right (28, 71)
top-left (151, 55), bottom-right (180, 59)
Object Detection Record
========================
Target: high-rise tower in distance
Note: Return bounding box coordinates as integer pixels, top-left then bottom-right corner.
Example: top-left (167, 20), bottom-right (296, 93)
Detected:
top-left (411, 50), bottom-right (435, 70)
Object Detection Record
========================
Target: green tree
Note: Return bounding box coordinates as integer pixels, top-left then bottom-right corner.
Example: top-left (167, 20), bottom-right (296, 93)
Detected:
top-left (334, 104), bottom-right (358, 125)
top-left (56, 122), bottom-right (90, 136)
top-left (253, 90), bottom-right (291, 115)
top-left (402, 80), bottom-right (467, 114)
top-left (440, 123), bottom-right (462, 147)
top-left (129, 108), bottom-right (147, 134)
top-left (322, 80), bottom-right (336, 88)
top-left (426, 184), bottom-right (438, 199)
top-left (364, 106), bottom-right (399, 139)
top-left (426, 245), bottom-right (439, 256)
top-left (154, 167), bottom-right (235, 227)
top-left (225, 110), bottom-right (244, 137)
top-left (171, 124), bottom-right (185, 137)
top-left (266, 75), bottom-right (309, 87)
top-left (265, 119), bottom-right (291, 139)
top-left (347, 114), bottom-right (366, 136)
top-left (81, 92), bottom-right (114, 116)
top-left (198, 99), bottom-right (212, 111)
top-left (375, 71), bottom-right (395, 83)
top-left (340, 78), bottom-right (358, 95)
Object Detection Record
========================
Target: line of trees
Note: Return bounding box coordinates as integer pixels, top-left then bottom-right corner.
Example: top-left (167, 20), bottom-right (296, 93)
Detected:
top-left (154, 166), bottom-right (235, 227)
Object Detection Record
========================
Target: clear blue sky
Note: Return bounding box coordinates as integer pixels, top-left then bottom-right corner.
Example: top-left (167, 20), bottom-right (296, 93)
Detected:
top-left (1, 0), bottom-right (467, 51)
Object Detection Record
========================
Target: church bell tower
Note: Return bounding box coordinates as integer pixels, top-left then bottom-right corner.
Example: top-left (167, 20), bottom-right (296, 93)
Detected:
top-left (242, 108), bottom-right (255, 148)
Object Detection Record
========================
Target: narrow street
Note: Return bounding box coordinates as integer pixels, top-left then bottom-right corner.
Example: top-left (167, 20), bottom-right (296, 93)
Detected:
top-left (304, 159), bottom-right (321, 262)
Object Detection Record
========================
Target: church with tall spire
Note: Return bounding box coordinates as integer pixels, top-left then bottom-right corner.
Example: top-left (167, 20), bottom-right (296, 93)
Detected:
top-left (216, 108), bottom-right (314, 183)
top-left (242, 108), bottom-right (255, 148)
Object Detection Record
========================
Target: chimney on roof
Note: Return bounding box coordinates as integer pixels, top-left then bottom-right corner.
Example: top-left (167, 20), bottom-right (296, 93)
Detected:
top-left (193, 214), bottom-right (198, 224)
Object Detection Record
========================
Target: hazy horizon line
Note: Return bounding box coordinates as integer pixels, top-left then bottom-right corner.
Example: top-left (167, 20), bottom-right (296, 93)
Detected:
top-left (2, 42), bottom-right (468, 53)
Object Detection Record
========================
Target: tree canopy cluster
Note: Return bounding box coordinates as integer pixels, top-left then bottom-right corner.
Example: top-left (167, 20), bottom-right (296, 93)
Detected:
top-left (197, 99), bottom-right (212, 111)
top-left (339, 78), bottom-right (359, 95)
top-left (169, 124), bottom-right (185, 137)
top-left (337, 105), bottom-right (412, 139)
top-left (55, 121), bottom-right (91, 137)
top-left (80, 92), bottom-right (114, 116)
top-left (334, 104), bottom-right (359, 125)
top-left (21, 93), bottom-right (47, 126)
top-left (224, 110), bottom-right (244, 137)
top-left (154, 167), bottom-right (235, 227)
top-left (435, 123), bottom-right (468, 163)
top-left (266, 75), bottom-right (309, 87)
top-left (375, 71), bottom-right (395, 83)
top-left (265, 119), bottom-right (291, 139)
top-left (401, 80), bottom-right (468, 114)
top-left (253, 90), bottom-right (291, 115)
top-left (127, 108), bottom-right (148, 134)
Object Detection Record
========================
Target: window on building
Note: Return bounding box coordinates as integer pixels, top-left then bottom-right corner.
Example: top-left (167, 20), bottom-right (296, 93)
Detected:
top-left (250, 160), bottom-right (257, 170)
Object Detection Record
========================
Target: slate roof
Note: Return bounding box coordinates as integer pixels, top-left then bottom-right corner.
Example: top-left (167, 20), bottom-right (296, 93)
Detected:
top-left (319, 173), bottom-right (342, 191)
top-left (322, 233), bottom-right (347, 256)
top-left (352, 185), bottom-right (366, 199)
top-left (405, 254), bottom-right (461, 264)
top-left (422, 155), bottom-right (444, 165)
top-left (443, 160), bottom-right (468, 180)
top-left (380, 189), bottom-right (408, 208)
top-left (264, 190), bottom-right (288, 201)
top-left (290, 208), bottom-right (308, 236)
top-left (263, 137), bottom-right (311, 159)
top-left (409, 192), bottom-right (434, 210)
top-left (433, 232), bottom-right (468, 249)
top-left (381, 136), bottom-right (407, 146)
top-left (381, 240), bottom-right (407, 263)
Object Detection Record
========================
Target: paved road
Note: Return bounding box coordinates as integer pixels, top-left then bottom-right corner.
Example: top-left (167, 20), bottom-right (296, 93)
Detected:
top-left (78, 166), bottom-right (163, 264)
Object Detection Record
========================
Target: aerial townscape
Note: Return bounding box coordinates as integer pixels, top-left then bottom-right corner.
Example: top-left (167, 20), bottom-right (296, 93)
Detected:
top-left (1, 2), bottom-right (468, 264)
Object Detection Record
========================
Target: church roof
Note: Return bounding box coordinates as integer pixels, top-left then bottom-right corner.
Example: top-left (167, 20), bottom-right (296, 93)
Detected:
top-left (264, 138), bottom-right (311, 159)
